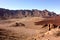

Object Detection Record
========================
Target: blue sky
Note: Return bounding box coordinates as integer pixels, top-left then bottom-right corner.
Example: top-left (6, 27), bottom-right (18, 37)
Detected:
top-left (0, 0), bottom-right (60, 14)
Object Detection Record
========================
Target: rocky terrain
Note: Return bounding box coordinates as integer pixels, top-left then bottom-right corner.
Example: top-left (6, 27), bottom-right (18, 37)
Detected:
top-left (0, 8), bottom-right (60, 40)
top-left (0, 17), bottom-right (60, 40)
top-left (0, 8), bottom-right (58, 19)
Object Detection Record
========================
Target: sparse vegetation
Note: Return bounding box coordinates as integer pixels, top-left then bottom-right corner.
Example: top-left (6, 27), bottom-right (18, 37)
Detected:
top-left (0, 17), bottom-right (60, 40)
top-left (11, 22), bottom-right (25, 27)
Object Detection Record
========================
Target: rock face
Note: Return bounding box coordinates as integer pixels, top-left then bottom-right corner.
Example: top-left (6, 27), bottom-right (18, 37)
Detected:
top-left (0, 8), bottom-right (58, 19)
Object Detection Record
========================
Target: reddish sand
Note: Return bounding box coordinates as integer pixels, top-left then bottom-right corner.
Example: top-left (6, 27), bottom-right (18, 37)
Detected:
top-left (35, 16), bottom-right (60, 26)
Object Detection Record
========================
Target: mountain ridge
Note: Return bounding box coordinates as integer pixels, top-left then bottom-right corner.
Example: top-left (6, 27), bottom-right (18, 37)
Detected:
top-left (0, 8), bottom-right (58, 19)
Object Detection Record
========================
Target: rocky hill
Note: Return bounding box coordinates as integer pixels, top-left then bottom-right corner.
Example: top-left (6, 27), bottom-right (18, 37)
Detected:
top-left (0, 8), bottom-right (58, 19)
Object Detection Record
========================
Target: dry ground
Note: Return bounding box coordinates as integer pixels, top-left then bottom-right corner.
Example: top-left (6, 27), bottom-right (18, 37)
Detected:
top-left (0, 17), bottom-right (60, 40)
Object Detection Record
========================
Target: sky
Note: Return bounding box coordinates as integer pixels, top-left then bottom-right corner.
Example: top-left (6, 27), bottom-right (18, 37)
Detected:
top-left (0, 0), bottom-right (60, 14)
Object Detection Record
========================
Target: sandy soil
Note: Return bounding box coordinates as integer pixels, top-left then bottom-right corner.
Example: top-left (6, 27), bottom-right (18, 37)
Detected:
top-left (0, 17), bottom-right (60, 40)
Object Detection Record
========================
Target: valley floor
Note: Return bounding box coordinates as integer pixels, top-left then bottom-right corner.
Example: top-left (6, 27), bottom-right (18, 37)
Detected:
top-left (0, 17), bottom-right (60, 40)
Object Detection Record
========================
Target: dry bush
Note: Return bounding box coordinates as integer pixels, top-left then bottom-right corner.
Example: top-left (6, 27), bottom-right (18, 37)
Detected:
top-left (11, 22), bottom-right (25, 27)
top-left (19, 23), bottom-right (25, 26)
top-left (15, 22), bottom-right (25, 26)
top-left (15, 23), bottom-right (20, 26)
